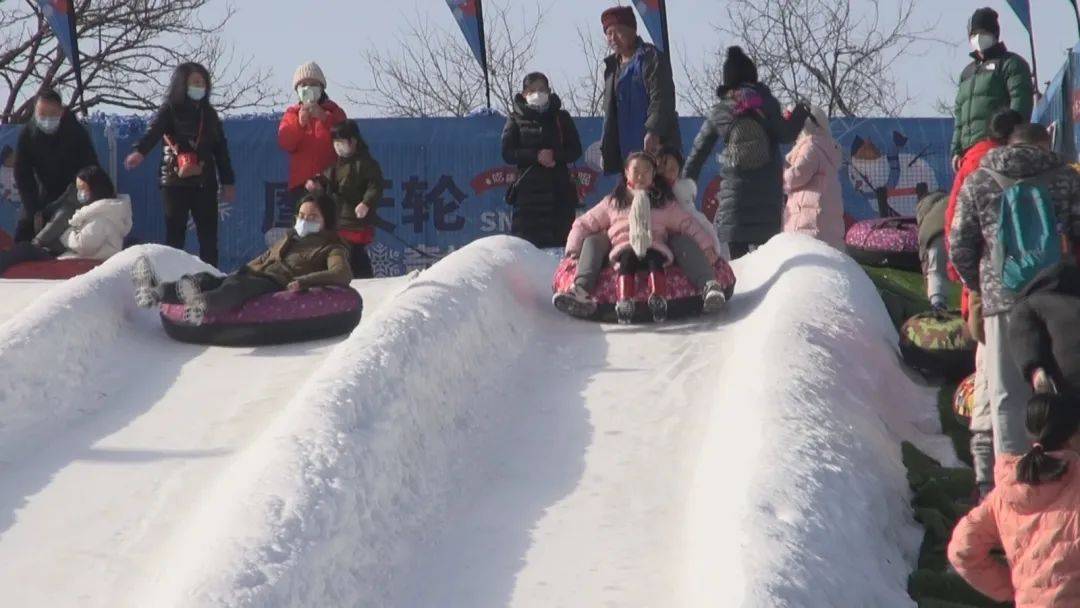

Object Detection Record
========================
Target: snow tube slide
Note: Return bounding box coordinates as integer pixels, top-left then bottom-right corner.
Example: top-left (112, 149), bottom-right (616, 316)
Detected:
top-left (845, 217), bottom-right (920, 271)
top-left (552, 256), bottom-right (736, 323)
top-left (898, 309), bottom-right (976, 380)
top-left (2, 258), bottom-right (103, 279)
top-left (159, 286), bottom-right (363, 346)
top-left (953, 373), bottom-right (976, 427)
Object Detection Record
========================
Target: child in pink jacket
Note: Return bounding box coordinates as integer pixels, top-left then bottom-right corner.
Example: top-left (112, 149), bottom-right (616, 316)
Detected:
top-left (782, 106), bottom-right (845, 249)
top-left (559, 152), bottom-right (721, 324)
top-left (947, 392), bottom-right (1080, 608)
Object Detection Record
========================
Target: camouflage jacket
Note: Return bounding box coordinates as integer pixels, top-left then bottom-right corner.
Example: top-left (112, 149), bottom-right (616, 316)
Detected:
top-left (949, 145), bottom-right (1080, 316)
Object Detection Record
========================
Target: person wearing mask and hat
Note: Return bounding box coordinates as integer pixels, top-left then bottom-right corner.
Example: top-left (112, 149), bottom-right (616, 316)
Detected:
top-left (599, 5), bottom-right (680, 175)
top-left (278, 61), bottom-right (348, 206)
top-left (683, 46), bottom-right (809, 259)
top-left (951, 7), bottom-right (1033, 173)
top-left (12, 89), bottom-right (99, 243)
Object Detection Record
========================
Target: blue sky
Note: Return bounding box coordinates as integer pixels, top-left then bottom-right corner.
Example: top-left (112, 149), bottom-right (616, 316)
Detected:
top-left (207, 0), bottom-right (1080, 117)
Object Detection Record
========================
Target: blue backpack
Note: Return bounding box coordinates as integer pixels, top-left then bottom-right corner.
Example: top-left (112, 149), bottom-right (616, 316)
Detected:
top-left (985, 168), bottom-right (1067, 292)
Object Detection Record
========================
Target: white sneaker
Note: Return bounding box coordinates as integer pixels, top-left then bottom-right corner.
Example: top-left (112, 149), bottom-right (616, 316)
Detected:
top-left (177, 276), bottom-right (207, 326)
top-left (615, 299), bottom-right (635, 325)
top-left (552, 284), bottom-right (598, 318)
top-left (702, 281), bottom-right (728, 314)
top-left (131, 256), bottom-right (160, 309)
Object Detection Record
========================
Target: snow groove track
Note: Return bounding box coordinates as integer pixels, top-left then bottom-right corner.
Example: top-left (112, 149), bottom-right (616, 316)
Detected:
top-left (0, 236), bottom-right (954, 607)
top-left (0, 246), bottom-right (414, 607)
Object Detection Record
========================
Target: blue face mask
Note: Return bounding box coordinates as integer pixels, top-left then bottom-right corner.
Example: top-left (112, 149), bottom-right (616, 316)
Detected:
top-left (295, 218), bottom-right (322, 237)
top-left (187, 86), bottom-right (206, 101)
top-left (36, 115), bottom-right (61, 134)
top-left (76, 190), bottom-right (90, 205)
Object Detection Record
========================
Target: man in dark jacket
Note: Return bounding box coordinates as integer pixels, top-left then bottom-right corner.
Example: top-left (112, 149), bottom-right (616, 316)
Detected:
top-left (951, 7), bottom-right (1033, 172)
top-left (502, 72), bottom-right (583, 248)
top-left (683, 47), bottom-right (808, 258)
top-left (13, 89), bottom-right (99, 242)
top-left (599, 6), bottom-right (679, 175)
top-left (950, 124), bottom-right (1080, 456)
top-left (1009, 262), bottom-right (1080, 397)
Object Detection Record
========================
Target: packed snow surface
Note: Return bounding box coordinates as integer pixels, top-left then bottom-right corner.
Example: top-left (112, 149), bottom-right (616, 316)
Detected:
top-left (0, 235), bottom-right (954, 607)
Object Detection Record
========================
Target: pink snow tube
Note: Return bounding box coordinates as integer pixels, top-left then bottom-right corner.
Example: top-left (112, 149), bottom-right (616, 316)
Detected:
top-left (844, 216), bottom-right (920, 271)
top-left (552, 257), bottom-right (736, 323)
top-left (160, 286), bottom-right (363, 346)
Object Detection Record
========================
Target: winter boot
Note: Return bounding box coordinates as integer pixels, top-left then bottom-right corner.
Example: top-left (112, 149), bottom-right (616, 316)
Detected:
top-left (131, 255), bottom-right (160, 309)
top-left (615, 274), bottom-right (636, 325)
top-left (702, 280), bottom-right (728, 314)
top-left (647, 270), bottom-right (668, 322)
top-left (552, 284), bottom-right (598, 318)
top-left (177, 275), bottom-right (207, 326)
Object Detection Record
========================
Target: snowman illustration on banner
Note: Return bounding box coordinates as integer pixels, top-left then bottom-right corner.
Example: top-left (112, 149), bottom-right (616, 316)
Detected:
top-left (847, 130), bottom-right (939, 218)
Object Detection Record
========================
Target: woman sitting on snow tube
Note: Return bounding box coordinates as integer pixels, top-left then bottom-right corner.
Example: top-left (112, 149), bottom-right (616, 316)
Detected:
top-left (132, 193), bottom-right (361, 345)
top-left (0, 165), bottom-right (132, 277)
top-left (554, 152), bottom-right (730, 324)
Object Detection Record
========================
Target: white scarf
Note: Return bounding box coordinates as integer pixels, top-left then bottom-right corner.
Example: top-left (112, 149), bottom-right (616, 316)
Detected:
top-left (629, 188), bottom-right (653, 258)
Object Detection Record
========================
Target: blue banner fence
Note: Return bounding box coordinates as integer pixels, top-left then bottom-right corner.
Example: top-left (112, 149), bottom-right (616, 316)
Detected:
top-left (0, 114), bottom-right (957, 275)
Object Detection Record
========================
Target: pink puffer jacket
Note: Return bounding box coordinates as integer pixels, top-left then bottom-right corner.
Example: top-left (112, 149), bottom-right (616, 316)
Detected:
top-left (565, 194), bottom-right (718, 266)
top-left (782, 134), bottom-right (846, 248)
top-left (948, 451), bottom-right (1080, 607)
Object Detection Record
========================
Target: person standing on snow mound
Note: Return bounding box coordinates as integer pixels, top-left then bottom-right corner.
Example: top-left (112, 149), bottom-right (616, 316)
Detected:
top-left (950, 123), bottom-right (1080, 458)
top-left (599, 6), bottom-right (680, 174)
top-left (782, 105), bottom-right (845, 250)
top-left (13, 89), bottom-right (99, 243)
top-left (501, 72), bottom-right (583, 249)
top-left (278, 62), bottom-right (347, 207)
top-left (948, 392), bottom-right (1080, 608)
top-left (1009, 261), bottom-right (1080, 398)
top-left (683, 46), bottom-right (810, 259)
top-left (132, 193), bottom-right (352, 326)
top-left (951, 7), bottom-right (1033, 174)
top-left (559, 152), bottom-right (724, 324)
top-left (0, 165), bottom-right (131, 275)
top-left (306, 120), bottom-right (384, 279)
top-left (125, 62), bottom-right (236, 268)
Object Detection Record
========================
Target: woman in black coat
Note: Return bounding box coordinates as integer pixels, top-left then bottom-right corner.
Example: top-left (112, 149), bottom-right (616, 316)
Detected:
top-left (501, 72), bottom-right (583, 249)
top-left (124, 62), bottom-right (235, 267)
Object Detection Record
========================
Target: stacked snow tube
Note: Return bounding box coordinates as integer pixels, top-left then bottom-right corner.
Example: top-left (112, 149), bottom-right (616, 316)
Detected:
top-left (845, 217), bottom-right (920, 271)
top-left (898, 310), bottom-right (976, 380)
top-left (953, 373), bottom-right (976, 427)
top-left (552, 257), bottom-right (736, 323)
top-left (160, 286), bottom-right (363, 346)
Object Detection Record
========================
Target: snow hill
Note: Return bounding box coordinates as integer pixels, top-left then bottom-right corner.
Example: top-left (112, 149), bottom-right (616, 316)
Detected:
top-left (0, 235), bottom-right (954, 607)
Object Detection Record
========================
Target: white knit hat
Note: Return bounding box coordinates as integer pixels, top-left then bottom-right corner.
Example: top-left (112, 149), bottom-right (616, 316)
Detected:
top-left (292, 61), bottom-right (327, 90)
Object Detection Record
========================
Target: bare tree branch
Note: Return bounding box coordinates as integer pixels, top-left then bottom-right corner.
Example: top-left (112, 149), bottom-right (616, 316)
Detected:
top-left (558, 25), bottom-right (606, 117)
top-left (0, 0), bottom-right (282, 124)
top-left (349, 1), bottom-right (546, 118)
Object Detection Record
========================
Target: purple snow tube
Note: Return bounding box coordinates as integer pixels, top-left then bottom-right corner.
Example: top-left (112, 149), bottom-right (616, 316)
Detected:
top-left (160, 286), bottom-right (363, 346)
top-left (845, 217), bottom-right (920, 271)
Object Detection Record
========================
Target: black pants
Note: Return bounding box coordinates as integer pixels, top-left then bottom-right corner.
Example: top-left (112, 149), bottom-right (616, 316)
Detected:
top-left (349, 243), bottom-right (374, 279)
top-left (617, 249), bottom-right (666, 275)
top-left (163, 186), bottom-right (219, 267)
top-left (511, 203), bottom-right (576, 249)
top-left (157, 271), bottom-right (281, 313)
top-left (0, 241), bottom-right (54, 274)
top-left (14, 206), bottom-right (56, 243)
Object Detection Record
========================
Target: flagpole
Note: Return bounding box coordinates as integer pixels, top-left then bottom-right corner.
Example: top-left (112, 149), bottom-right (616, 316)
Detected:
top-left (69, 1), bottom-right (87, 116)
top-left (659, 0), bottom-right (671, 70)
top-left (1027, 14), bottom-right (1040, 96)
top-left (476, 0), bottom-right (491, 111)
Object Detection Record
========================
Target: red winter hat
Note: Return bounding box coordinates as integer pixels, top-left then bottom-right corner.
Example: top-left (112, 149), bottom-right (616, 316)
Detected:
top-left (602, 6), bottom-right (636, 31)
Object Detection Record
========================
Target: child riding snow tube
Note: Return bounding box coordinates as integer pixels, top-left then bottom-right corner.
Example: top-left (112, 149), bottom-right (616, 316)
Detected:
top-left (134, 193), bottom-right (362, 346)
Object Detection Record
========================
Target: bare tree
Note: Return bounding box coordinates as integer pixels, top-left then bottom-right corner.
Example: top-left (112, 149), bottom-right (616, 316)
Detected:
top-left (682, 0), bottom-right (939, 118)
top-left (0, 0), bottom-right (280, 124)
top-left (677, 44), bottom-right (724, 117)
top-left (559, 26), bottom-right (606, 118)
top-left (351, 1), bottom-right (545, 118)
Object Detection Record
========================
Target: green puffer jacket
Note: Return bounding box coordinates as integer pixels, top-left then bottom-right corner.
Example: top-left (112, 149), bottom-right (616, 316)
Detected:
top-left (951, 43), bottom-right (1032, 157)
top-left (325, 142), bottom-right (384, 233)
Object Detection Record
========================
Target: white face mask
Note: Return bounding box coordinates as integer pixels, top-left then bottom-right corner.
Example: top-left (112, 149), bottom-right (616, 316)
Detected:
top-left (333, 141), bottom-right (353, 157)
top-left (77, 189), bottom-right (91, 205)
top-left (36, 115), bottom-right (61, 134)
top-left (298, 85), bottom-right (322, 105)
top-left (525, 91), bottom-right (550, 110)
top-left (970, 33), bottom-right (996, 53)
top-left (295, 218), bottom-right (322, 237)
top-left (187, 86), bottom-right (206, 101)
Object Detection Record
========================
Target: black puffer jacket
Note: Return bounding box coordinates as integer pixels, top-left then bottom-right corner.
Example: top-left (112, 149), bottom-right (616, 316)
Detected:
top-left (134, 99), bottom-right (235, 190)
top-left (501, 93), bottom-right (583, 247)
top-left (1009, 262), bottom-right (1080, 395)
top-left (13, 111), bottom-right (99, 213)
top-left (683, 83), bottom-right (807, 244)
